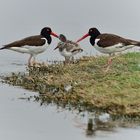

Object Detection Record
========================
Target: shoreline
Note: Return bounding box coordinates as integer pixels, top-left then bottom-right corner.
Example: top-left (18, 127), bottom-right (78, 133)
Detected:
top-left (2, 52), bottom-right (140, 120)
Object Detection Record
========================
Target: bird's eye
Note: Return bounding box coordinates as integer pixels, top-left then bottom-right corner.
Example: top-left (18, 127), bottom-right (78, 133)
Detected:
top-left (89, 29), bottom-right (92, 32)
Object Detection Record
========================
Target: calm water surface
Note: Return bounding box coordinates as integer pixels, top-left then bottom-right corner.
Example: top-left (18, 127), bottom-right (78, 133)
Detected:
top-left (0, 0), bottom-right (140, 140)
top-left (1, 75), bottom-right (140, 140)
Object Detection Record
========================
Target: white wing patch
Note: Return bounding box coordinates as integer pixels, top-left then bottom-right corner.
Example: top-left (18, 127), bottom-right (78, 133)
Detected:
top-left (94, 39), bottom-right (134, 54)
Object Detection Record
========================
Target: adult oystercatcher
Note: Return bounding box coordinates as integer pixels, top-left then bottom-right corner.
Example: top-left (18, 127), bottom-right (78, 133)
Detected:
top-left (76, 27), bottom-right (140, 68)
top-left (54, 34), bottom-right (83, 63)
top-left (0, 27), bottom-right (59, 65)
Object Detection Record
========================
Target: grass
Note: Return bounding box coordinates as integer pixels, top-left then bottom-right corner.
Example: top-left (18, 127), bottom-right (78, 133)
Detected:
top-left (3, 52), bottom-right (140, 120)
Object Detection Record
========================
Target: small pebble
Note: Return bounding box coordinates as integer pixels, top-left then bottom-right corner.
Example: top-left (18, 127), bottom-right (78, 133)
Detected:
top-left (64, 84), bottom-right (73, 92)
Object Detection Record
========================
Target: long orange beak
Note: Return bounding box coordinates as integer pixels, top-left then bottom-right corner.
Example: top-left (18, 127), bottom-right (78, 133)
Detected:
top-left (76, 33), bottom-right (89, 43)
top-left (51, 32), bottom-right (59, 38)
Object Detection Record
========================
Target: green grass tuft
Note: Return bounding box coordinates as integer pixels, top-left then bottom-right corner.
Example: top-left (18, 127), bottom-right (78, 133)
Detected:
top-left (3, 52), bottom-right (140, 120)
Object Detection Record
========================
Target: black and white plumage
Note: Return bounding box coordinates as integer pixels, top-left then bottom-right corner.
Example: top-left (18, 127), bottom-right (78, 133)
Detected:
top-left (0, 27), bottom-right (59, 65)
top-left (54, 34), bottom-right (83, 63)
top-left (77, 27), bottom-right (140, 54)
top-left (76, 27), bottom-right (140, 68)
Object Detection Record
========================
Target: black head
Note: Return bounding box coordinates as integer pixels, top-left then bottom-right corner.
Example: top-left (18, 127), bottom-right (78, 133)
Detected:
top-left (41, 27), bottom-right (52, 37)
top-left (59, 34), bottom-right (67, 42)
top-left (40, 27), bottom-right (58, 44)
top-left (76, 27), bottom-right (101, 43)
top-left (88, 28), bottom-right (101, 37)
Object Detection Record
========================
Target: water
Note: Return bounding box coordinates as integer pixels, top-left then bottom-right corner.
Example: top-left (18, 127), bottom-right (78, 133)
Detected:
top-left (0, 0), bottom-right (140, 139)
top-left (0, 83), bottom-right (140, 140)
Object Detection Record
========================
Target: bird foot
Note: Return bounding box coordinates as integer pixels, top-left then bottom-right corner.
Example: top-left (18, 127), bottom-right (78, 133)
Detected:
top-left (28, 61), bottom-right (40, 67)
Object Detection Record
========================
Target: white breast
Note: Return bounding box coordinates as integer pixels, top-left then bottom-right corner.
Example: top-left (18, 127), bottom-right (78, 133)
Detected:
top-left (60, 48), bottom-right (73, 57)
top-left (9, 45), bottom-right (48, 55)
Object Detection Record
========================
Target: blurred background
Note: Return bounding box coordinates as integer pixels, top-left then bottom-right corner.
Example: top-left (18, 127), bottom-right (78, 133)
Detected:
top-left (0, 0), bottom-right (140, 63)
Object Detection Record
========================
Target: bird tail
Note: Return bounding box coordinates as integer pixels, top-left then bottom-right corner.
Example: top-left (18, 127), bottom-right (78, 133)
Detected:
top-left (0, 46), bottom-right (6, 50)
top-left (127, 39), bottom-right (140, 46)
top-left (135, 42), bottom-right (140, 46)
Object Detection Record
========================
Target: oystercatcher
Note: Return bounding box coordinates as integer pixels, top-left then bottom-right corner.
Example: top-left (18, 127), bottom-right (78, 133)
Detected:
top-left (76, 28), bottom-right (140, 69)
top-left (54, 34), bottom-right (83, 63)
top-left (0, 27), bottom-right (59, 65)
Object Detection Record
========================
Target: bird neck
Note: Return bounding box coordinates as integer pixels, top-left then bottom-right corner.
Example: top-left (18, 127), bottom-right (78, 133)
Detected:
top-left (44, 35), bottom-right (52, 44)
top-left (90, 36), bottom-right (96, 46)
top-left (89, 31), bottom-right (100, 46)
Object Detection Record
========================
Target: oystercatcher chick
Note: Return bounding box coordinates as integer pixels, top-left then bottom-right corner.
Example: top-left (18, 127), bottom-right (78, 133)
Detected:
top-left (0, 27), bottom-right (58, 65)
top-left (54, 34), bottom-right (83, 64)
top-left (76, 28), bottom-right (140, 70)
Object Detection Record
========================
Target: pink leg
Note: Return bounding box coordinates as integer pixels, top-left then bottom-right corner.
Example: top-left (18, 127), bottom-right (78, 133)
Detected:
top-left (28, 55), bottom-right (32, 66)
top-left (64, 56), bottom-right (70, 64)
top-left (32, 56), bottom-right (36, 65)
top-left (104, 56), bottom-right (115, 72)
top-left (107, 57), bottom-right (113, 66)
